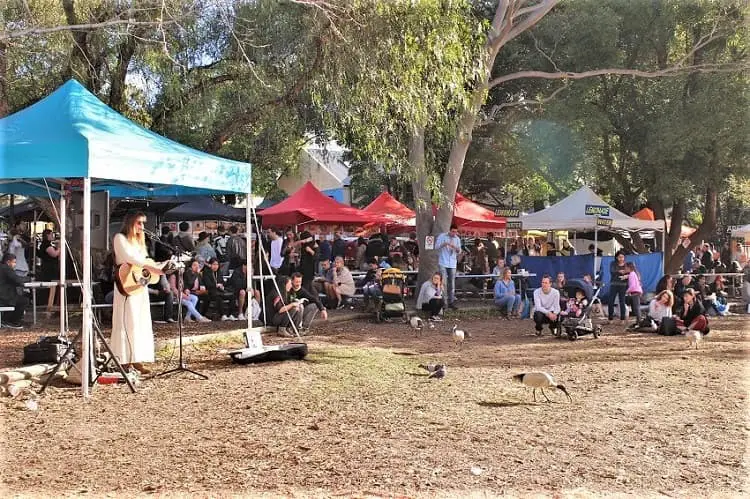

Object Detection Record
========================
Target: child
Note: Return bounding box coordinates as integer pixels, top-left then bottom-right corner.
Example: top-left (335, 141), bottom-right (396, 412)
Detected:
top-left (560, 289), bottom-right (588, 319)
top-left (625, 262), bottom-right (643, 323)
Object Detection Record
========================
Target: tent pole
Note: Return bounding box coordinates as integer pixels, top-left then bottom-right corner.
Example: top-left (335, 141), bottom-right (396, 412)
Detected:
top-left (81, 178), bottom-right (92, 397)
top-left (661, 222), bottom-right (666, 275)
top-left (59, 192), bottom-right (67, 339)
top-left (245, 203), bottom-right (262, 350)
top-left (594, 227), bottom-right (598, 278)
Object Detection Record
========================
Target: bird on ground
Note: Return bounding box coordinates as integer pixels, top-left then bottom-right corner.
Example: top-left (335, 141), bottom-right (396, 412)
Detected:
top-left (512, 371), bottom-right (572, 403)
top-left (410, 315), bottom-right (424, 335)
top-left (418, 363), bottom-right (439, 373)
top-left (428, 364), bottom-right (447, 379)
top-left (452, 324), bottom-right (466, 350)
top-left (685, 330), bottom-right (703, 350)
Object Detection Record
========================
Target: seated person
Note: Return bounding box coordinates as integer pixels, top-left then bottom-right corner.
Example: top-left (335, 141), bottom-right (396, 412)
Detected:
top-left (324, 256), bottom-right (355, 309)
top-left (202, 257), bottom-right (233, 320)
top-left (676, 288), bottom-right (709, 335)
top-left (493, 267), bottom-right (521, 318)
top-left (359, 258), bottom-right (383, 310)
top-left (648, 290), bottom-right (674, 324)
top-left (0, 253), bottom-right (28, 328)
top-left (168, 273), bottom-right (209, 323)
top-left (313, 259), bottom-right (333, 296)
top-left (533, 274), bottom-right (561, 334)
top-left (673, 274), bottom-right (695, 310)
top-left (560, 289), bottom-right (588, 321)
top-left (147, 275), bottom-right (176, 323)
top-left (265, 275), bottom-right (302, 337)
top-left (226, 262), bottom-right (261, 321)
top-left (416, 272), bottom-right (444, 321)
top-left (706, 276), bottom-right (729, 316)
top-left (288, 272), bottom-right (327, 334)
top-left (184, 259), bottom-right (208, 312)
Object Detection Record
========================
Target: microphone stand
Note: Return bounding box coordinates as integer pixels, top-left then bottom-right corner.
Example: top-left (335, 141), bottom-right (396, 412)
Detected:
top-left (147, 230), bottom-right (207, 380)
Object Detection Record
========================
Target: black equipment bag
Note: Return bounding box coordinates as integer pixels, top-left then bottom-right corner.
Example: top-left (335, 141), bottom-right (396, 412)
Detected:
top-left (22, 336), bottom-right (75, 365)
top-left (657, 316), bottom-right (679, 336)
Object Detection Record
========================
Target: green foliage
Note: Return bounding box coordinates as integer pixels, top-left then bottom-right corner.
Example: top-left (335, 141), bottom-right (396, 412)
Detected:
top-left (309, 0), bottom-right (487, 179)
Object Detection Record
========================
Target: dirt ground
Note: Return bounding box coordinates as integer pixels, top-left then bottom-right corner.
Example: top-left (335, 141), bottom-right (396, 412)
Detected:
top-left (0, 310), bottom-right (748, 498)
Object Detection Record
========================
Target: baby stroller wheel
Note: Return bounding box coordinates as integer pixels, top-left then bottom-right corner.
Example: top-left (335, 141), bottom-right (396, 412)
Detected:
top-left (567, 329), bottom-right (578, 341)
top-left (593, 325), bottom-right (602, 338)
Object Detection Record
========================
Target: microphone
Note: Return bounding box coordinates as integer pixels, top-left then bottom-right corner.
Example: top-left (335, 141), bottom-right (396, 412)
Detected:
top-left (142, 227), bottom-right (161, 239)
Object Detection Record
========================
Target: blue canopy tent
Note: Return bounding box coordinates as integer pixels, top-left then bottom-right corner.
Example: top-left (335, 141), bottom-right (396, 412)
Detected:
top-left (0, 79), bottom-right (256, 396)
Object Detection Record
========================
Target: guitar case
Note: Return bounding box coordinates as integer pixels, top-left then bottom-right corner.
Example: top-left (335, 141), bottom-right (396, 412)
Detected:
top-left (228, 343), bottom-right (308, 365)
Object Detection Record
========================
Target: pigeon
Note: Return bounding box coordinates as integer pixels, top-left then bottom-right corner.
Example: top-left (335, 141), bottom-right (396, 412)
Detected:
top-left (418, 363), bottom-right (439, 373)
top-left (685, 329), bottom-right (703, 350)
top-left (428, 364), bottom-right (446, 379)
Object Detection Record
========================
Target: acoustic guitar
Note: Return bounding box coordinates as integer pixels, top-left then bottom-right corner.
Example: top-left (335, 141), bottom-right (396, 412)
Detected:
top-left (115, 258), bottom-right (175, 297)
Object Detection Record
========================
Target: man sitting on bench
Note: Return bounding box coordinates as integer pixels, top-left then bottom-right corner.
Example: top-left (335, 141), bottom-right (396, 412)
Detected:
top-left (0, 253), bottom-right (28, 329)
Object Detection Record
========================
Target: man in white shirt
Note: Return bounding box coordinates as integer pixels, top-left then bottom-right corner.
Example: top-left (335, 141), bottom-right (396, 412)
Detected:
top-left (435, 224), bottom-right (462, 309)
top-left (8, 229), bottom-right (29, 277)
top-left (268, 229), bottom-right (284, 274)
top-left (533, 274), bottom-right (561, 334)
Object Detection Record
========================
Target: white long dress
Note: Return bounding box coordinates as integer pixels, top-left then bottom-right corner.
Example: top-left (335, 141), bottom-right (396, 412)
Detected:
top-left (111, 234), bottom-right (154, 364)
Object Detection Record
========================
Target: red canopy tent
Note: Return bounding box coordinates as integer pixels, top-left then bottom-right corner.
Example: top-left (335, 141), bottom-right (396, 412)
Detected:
top-left (363, 192), bottom-right (416, 232)
top-left (633, 207), bottom-right (695, 238)
top-left (259, 181), bottom-right (387, 227)
top-left (451, 192), bottom-right (506, 230)
top-left (363, 191), bottom-right (506, 232)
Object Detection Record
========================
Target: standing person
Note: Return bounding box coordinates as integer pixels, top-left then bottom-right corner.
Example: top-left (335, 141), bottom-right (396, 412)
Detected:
top-left (8, 229), bottom-right (29, 277)
top-left (38, 229), bottom-right (60, 314)
top-left (195, 231), bottom-right (217, 263)
top-left (226, 262), bottom-right (260, 320)
top-left (226, 226), bottom-right (247, 271)
top-left (318, 233), bottom-right (332, 271)
top-left (0, 253), bottom-right (28, 328)
top-left (494, 267), bottom-right (521, 318)
top-left (213, 225), bottom-right (230, 263)
top-left (608, 251), bottom-right (629, 324)
top-left (625, 261), bottom-right (643, 324)
top-left (354, 237), bottom-right (368, 271)
top-left (297, 230), bottom-right (318, 292)
top-left (436, 224), bottom-right (461, 310)
top-left (174, 222), bottom-right (195, 254)
top-left (533, 274), bottom-right (561, 334)
top-left (416, 272), bottom-right (445, 321)
top-left (268, 229), bottom-right (284, 274)
top-left (111, 212), bottom-right (165, 374)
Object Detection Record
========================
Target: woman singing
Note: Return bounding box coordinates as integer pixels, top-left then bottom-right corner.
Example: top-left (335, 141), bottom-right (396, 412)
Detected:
top-left (111, 212), bottom-right (164, 374)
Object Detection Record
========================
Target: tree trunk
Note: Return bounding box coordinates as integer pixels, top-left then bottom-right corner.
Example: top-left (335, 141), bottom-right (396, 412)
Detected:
top-left (410, 127), bottom-right (437, 289)
top-left (665, 186), bottom-right (718, 274)
top-left (109, 34), bottom-right (137, 112)
top-left (0, 41), bottom-right (8, 118)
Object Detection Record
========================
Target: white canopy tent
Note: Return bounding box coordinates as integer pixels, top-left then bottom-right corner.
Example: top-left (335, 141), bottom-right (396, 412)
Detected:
top-left (731, 224), bottom-right (750, 241)
top-left (509, 186), bottom-right (666, 275)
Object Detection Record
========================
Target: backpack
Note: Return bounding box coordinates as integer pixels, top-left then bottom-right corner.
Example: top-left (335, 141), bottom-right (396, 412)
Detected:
top-left (657, 316), bottom-right (679, 336)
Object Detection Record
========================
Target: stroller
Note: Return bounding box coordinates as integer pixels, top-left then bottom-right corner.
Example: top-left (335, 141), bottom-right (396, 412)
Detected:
top-left (554, 278), bottom-right (604, 341)
top-left (375, 268), bottom-right (407, 323)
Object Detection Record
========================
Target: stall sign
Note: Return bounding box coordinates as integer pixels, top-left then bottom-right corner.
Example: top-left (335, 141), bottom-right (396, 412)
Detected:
top-left (585, 204), bottom-right (610, 217)
top-left (494, 208), bottom-right (520, 218)
top-left (596, 217), bottom-right (613, 227)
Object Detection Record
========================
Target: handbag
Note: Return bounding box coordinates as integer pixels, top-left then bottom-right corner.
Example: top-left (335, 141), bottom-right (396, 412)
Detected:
top-left (657, 316), bottom-right (679, 336)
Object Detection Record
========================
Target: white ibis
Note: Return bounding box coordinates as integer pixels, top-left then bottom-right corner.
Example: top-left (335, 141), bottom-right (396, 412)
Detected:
top-left (452, 324), bottom-right (466, 350)
top-left (512, 371), bottom-right (572, 403)
top-left (685, 330), bottom-right (703, 350)
top-left (410, 315), bottom-right (424, 335)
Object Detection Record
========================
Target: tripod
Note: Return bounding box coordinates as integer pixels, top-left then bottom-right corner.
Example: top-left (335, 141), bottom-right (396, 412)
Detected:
top-left (157, 264), bottom-right (207, 379)
top-left (39, 322), bottom-right (136, 394)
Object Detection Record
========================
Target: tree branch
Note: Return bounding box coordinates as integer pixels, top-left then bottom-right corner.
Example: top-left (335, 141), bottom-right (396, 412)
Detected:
top-left (489, 63), bottom-right (748, 89)
top-left (0, 18), bottom-right (175, 42)
top-left (505, 0), bottom-right (559, 44)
